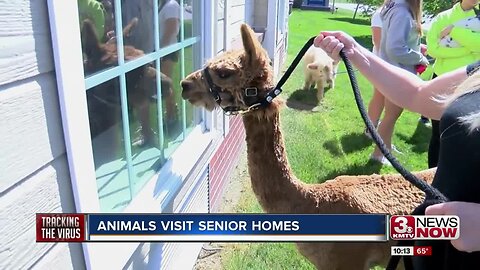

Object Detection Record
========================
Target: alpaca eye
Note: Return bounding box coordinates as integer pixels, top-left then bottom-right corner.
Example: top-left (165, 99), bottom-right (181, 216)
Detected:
top-left (216, 69), bottom-right (234, 79)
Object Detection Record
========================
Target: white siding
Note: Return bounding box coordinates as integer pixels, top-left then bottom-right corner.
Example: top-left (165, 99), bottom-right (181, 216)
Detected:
top-left (0, 73), bottom-right (65, 192)
top-left (0, 0), bottom-right (54, 86)
top-left (216, 0), bottom-right (226, 54)
top-left (0, 157), bottom-right (83, 270)
top-left (225, 0), bottom-right (246, 50)
top-left (0, 0), bottom-right (82, 269)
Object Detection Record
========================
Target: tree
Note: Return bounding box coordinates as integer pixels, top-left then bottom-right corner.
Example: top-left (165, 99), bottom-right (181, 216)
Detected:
top-left (354, 0), bottom-right (454, 16)
top-left (423, 0), bottom-right (455, 15)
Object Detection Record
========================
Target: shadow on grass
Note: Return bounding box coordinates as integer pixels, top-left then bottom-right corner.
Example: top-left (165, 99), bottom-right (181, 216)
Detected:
top-left (397, 122), bottom-right (431, 153)
top-left (321, 161), bottom-right (383, 182)
top-left (286, 87), bottom-right (333, 111)
top-left (323, 132), bottom-right (372, 156)
top-left (328, 17), bottom-right (371, 26)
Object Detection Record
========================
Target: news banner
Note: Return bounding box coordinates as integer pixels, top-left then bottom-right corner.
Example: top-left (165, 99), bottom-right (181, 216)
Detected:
top-left (36, 213), bottom-right (460, 256)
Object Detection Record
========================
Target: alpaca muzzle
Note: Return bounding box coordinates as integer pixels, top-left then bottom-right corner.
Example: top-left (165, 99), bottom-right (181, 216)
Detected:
top-left (201, 67), bottom-right (281, 115)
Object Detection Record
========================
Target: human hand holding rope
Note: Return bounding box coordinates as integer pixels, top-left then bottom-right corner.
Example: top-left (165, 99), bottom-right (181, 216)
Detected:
top-left (313, 31), bottom-right (357, 61)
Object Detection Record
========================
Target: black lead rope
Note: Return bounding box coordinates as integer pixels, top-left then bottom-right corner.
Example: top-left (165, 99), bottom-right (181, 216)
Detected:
top-left (338, 49), bottom-right (447, 202)
top-left (338, 46), bottom-right (449, 270)
top-left (278, 37), bottom-right (449, 270)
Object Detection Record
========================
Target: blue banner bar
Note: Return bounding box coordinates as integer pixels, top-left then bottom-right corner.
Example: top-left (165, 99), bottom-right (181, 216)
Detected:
top-left (87, 214), bottom-right (387, 242)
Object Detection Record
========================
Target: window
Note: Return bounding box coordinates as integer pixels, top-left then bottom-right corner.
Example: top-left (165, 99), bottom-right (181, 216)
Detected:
top-left (74, 0), bottom-right (205, 212)
top-left (49, 0), bottom-right (214, 267)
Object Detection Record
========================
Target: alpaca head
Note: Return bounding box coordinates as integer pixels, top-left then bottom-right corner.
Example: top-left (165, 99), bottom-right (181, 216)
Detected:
top-left (80, 17), bottom-right (173, 98)
top-left (80, 18), bottom-right (144, 74)
top-left (80, 18), bottom-right (173, 137)
top-left (180, 24), bottom-right (274, 112)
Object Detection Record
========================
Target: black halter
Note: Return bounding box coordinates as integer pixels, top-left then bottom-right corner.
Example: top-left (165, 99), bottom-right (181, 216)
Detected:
top-left (202, 67), bottom-right (282, 115)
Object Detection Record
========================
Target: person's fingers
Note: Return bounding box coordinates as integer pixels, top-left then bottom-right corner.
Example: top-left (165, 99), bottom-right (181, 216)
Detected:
top-left (313, 34), bottom-right (324, 48)
top-left (320, 36), bottom-right (338, 51)
top-left (425, 203), bottom-right (449, 215)
top-left (331, 43), bottom-right (345, 57)
top-left (325, 38), bottom-right (340, 52)
top-left (320, 31), bottom-right (344, 39)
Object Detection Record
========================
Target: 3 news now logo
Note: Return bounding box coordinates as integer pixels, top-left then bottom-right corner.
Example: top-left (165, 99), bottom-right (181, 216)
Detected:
top-left (389, 215), bottom-right (460, 240)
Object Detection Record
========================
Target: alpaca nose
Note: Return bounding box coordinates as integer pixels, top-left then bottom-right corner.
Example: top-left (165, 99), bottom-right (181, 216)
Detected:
top-left (181, 80), bottom-right (194, 100)
top-left (181, 80), bottom-right (192, 92)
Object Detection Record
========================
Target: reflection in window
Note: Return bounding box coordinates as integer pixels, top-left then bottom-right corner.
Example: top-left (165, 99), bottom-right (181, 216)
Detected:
top-left (161, 51), bottom-right (182, 157)
top-left (86, 77), bottom-right (131, 212)
top-left (78, 0), bottom-right (203, 212)
top-left (183, 0), bottom-right (199, 40)
top-left (183, 45), bottom-right (200, 133)
top-left (127, 63), bottom-right (162, 197)
top-left (122, 0), bottom-right (155, 54)
top-left (159, 0), bottom-right (181, 48)
top-left (79, 0), bottom-right (119, 75)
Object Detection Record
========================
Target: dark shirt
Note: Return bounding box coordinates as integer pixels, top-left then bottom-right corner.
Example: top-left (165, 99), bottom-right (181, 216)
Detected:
top-left (413, 89), bottom-right (480, 270)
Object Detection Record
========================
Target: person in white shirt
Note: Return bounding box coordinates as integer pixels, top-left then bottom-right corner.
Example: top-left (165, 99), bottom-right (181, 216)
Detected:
top-left (159, 0), bottom-right (181, 126)
top-left (365, 3), bottom-right (386, 140)
top-left (159, 0), bottom-right (181, 73)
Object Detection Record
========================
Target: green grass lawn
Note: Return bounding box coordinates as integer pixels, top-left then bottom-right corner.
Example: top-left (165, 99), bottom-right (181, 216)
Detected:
top-left (220, 9), bottom-right (432, 270)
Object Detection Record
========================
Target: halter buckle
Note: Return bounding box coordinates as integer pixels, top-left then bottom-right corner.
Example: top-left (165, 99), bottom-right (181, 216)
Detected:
top-left (245, 87), bottom-right (258, 97)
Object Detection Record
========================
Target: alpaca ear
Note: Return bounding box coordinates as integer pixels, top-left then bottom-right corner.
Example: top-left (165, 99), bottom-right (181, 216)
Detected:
top-left (81, 19), bottom-right (102, 59)
top-left (240, 24), bottom-right (262, 65)
top-left (307, 63), bottom-right (318, 70)
top-left (123, 17), bottom-right (138, 38)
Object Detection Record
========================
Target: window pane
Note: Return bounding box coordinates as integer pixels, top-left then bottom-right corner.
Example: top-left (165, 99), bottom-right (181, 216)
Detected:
top-left (86, 77), bottom-right (130, 212)
top-left (127, 63), bottom-right (163, 194)
top-left (161, 49), bottom-right (183, 156)
top-left (122, 0), bottom-right (155, 54)
top-left (183, 45), bottom-right (201, 130)
top-left (183, 0), bottom-right (200, 40)
top-left (78, 0), bottom-right (118, 76)
top-left (159, 0), bottom-right (181, 48)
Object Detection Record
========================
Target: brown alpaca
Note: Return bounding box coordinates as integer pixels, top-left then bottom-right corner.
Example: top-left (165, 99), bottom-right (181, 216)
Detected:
top-left (81, 18), bottom-right (174, 143)
top-left (181, 24), bottom-right (434, 269)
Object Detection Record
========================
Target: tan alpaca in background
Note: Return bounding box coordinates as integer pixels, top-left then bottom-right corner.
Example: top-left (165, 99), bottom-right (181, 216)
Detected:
top-left (303, 45), bottom-right (339, 103)
top-left (180, 24), bottom-right (433, 269)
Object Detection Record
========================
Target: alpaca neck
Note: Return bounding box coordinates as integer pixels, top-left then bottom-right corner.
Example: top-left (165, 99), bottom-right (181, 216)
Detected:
top-left (242, 106), bottom-right (305, 213)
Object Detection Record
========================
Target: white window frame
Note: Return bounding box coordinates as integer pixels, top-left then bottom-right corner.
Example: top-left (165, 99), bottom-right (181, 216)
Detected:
top-left (47, 0), bottom-right (217, 268)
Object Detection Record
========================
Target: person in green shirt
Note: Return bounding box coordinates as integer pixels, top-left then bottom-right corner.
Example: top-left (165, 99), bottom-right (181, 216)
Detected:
top-left (78, 0), bottom-right (106, 41)
top-left (425, 0), bottom-right (480, 169)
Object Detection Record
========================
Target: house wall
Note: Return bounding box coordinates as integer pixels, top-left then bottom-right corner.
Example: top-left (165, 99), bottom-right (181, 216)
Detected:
top-left (208, 0), bottom-right (247, 211)
top-left (225, 0), bottom-right (246, 51)
top-left (252, 0), bottom-right (290, 77)
top-left (252, 0), bottom-right (268, 31)
top-left (209, 116), bottom-right (246, 211)
top-left (209, 0), bottom-right (290, 211)
top-left (273, 0), bottom-right (290, 76)
top-left (0, 0), bottom-right (83, 269)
